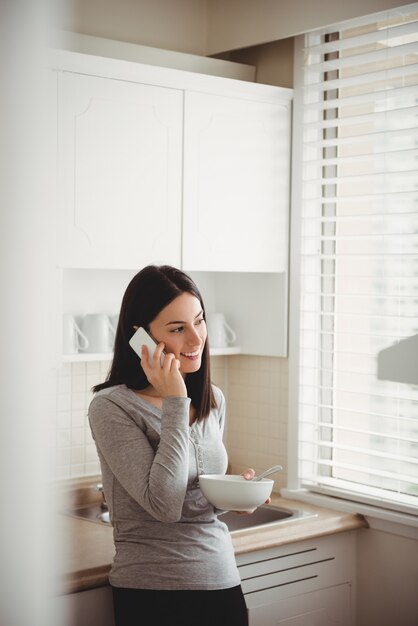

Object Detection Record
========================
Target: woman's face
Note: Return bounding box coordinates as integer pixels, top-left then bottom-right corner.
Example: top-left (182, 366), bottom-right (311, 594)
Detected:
top-left (148, 292), bottom-right (207, 375)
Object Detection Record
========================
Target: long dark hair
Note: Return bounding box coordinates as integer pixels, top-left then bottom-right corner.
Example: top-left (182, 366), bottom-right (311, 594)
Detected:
top-left (93, 265), bottom-right (216, 418)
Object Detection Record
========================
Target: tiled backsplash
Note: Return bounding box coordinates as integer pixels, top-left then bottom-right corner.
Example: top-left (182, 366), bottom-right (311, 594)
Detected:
top-left (55, 360), bottom-right (110, 479)
top-left (225, 356), bottom-right (288, 491)
top-left (54, 355), bottom-right (288, 487)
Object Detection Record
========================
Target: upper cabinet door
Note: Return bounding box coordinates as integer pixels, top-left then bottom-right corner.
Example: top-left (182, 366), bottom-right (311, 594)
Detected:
top-left (58, 72), bottom-right (183, 269)
top-left (182, 91), bottom-right (291, 273)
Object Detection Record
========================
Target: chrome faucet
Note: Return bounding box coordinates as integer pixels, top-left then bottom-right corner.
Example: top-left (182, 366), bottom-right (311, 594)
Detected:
top-left (95, 483), bottom-right (108, 511)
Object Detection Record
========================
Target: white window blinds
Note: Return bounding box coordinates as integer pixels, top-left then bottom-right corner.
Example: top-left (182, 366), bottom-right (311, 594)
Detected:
top-left (297, 3), bottom-right (418, 514)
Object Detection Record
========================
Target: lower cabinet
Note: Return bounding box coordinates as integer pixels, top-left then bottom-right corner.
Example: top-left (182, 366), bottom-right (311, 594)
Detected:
top-left (55, 585), bottom-right (115, 626)
top-left (59, 532), bottom-right (356, 626)
top-left (246, 584), bottom-right (351, 626)
top-left (236, 531), bottom-right (356, 626)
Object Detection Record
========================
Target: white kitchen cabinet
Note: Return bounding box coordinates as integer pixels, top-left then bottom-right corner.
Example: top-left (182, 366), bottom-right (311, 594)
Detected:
top-left (55, 50), bottom-right (291, 274)
top-left (58, 71), bottom-right (183, 269)
top-left (236, 531), bottom-right (356, 626)
top-left (183, 91), bottom-right (291, 273)
top-left (52, 50), bottom-right (292, 359)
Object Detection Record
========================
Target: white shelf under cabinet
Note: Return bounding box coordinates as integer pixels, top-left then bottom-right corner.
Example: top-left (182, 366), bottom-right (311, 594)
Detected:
top-left (62, 353), bottom-right (113, 363)
top-left (209, 347), bottom-right (241, 356)
top-left (62, 347), bottom-right (242, 363)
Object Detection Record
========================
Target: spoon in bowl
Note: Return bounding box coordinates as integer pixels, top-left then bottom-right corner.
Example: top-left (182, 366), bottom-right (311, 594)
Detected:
top-left (252, 464), bottom-right (283, 481)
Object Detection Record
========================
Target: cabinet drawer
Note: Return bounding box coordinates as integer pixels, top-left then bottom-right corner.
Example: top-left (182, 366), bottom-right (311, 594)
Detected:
top-left (239, 546), bottom-right (325, 579)
top-left (241, 558), bottom-right (343, 596)
top-left (246, 583), bottom-right (352, 626)
top-left (237, 532), bottom-right (356, 597)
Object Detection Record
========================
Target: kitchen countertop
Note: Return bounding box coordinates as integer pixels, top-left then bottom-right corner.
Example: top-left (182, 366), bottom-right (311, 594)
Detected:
top-left (56, 480), bottom-right (367, 595)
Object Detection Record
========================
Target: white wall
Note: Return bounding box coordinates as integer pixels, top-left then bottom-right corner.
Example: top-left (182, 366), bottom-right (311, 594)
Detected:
top-left (53, 0), bottom-right (208, 55)
top-left (206, 0), bottom-right (410, 53)
top-left (216, 37), bottom-right (294, 88)
top-left (51, 31), bottom-right (256, 80)
top-left (53, 0), bottom-right (411, 58)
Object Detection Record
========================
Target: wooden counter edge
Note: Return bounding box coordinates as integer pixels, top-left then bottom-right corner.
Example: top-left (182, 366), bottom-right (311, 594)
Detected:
top-left (60, 494), bottom-right (368, 594)
top-left (231, 511), bottom-right (367, 555)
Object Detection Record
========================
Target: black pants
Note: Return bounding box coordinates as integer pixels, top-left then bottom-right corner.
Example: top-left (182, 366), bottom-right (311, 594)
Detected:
top-left (111, 584), bottom-right (249, 626)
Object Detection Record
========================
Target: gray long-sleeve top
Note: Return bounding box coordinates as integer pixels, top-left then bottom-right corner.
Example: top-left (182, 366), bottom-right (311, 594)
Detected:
top-left (88, 384), bottom-right (241, 590)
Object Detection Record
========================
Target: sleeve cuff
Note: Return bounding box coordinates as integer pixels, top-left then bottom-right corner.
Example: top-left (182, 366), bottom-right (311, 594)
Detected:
top-left (161, 396), bottom-right (191, 427)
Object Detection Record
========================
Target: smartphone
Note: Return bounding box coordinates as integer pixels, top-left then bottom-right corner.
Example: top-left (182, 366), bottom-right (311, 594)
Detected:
top-left (129, 326), bottom-right (165, 366)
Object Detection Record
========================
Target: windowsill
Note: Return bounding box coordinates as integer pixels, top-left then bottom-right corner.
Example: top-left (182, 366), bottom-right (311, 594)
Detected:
top-left (281, 488), bottom-right (418, 540)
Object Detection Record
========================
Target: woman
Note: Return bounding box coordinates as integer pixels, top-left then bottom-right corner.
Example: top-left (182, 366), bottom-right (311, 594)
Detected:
top-left (89, 265), bottom-right (254, 626)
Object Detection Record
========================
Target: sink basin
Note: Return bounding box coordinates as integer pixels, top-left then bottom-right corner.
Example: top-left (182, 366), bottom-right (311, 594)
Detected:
top-left (220, 504), bottom-right (316, 532)
top-left (65, 504), bottom-right (110, 525)
top-left (65, 503), bottom-right (316, 531)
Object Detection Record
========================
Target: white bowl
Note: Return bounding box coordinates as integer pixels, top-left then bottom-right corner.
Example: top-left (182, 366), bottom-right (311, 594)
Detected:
top-left (199, 474), bottom-right (274, 511)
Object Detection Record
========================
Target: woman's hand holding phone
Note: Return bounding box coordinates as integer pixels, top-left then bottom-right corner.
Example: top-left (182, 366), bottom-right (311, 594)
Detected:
top-left (140, 342), bottom-right (187, 399)
top-left (129, 327), bottom-right (187, 398)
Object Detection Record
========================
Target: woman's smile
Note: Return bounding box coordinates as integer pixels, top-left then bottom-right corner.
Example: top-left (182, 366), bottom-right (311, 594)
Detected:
top-left (180, 349), bottom-right (201, 360)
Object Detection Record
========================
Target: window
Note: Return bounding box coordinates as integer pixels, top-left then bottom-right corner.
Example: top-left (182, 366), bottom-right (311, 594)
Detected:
top-left (290, 3), bottom-right (418, 516)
